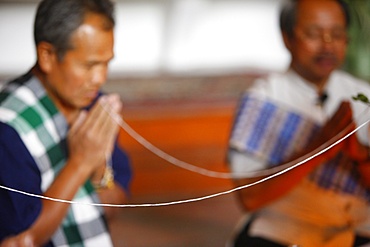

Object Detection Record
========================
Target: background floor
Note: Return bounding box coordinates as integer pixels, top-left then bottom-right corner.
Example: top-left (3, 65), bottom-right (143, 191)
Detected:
top-left (109, 193), bottom-right (244, 247)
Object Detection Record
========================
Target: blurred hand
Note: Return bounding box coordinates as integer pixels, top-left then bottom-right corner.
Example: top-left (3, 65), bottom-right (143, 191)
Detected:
top-left (0, 233), bottom-right (34, 247)
top-left (67, 94), bottom-right (122, 177)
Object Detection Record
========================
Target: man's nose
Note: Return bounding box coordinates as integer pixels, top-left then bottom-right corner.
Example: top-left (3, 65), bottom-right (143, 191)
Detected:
top-left (91, 65), bottom-right (108, 86)
top-left (320, 33), bottom-right (336, 51)
top-left (322, 33), bottom-right (333, 43)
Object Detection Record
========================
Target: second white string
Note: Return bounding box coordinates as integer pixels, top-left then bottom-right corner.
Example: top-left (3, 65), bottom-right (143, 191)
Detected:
top-left (0, 116), bottom-right (367, 208)
top-left (1, 104), bottom-right (368, 208)
top-left (112, 106), bottom-right (370, 179)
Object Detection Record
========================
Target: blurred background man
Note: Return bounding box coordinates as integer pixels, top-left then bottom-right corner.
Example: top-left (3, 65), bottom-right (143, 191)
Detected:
top-left (228, 0), bottom-right (370, 246)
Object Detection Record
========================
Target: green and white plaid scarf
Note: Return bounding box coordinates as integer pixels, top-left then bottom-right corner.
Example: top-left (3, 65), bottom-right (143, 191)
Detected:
top-left (0, 73), bottom-right (113, 247)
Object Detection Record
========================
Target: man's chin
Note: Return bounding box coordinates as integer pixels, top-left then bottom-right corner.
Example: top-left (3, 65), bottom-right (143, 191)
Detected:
top-left (311, 64), bottom-right (336, 79)
top-left (81, 97), bottom-right (99, 110)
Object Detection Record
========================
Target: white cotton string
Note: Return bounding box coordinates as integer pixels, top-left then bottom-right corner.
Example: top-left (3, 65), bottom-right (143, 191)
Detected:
top-left (0, 182), bottom-right (247, 207)
top-left (0, 119), bottom-right (367, 208)
top-left (108, 105), bottom-right (370, 179)
top-left (1, 103), bottom-right (369, 208)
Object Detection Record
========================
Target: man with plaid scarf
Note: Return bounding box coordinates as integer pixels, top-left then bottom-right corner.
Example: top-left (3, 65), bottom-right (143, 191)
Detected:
top-left (0, 0), bottom-right (132, 246)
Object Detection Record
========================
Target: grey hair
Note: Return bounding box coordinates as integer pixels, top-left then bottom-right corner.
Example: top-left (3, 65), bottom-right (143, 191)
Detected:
top-left (34, 0), bottom-right (115, 60)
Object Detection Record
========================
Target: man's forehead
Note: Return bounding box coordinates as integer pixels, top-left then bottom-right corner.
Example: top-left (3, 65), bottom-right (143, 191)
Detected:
top-left (295, 0), bottom-right (346, 27)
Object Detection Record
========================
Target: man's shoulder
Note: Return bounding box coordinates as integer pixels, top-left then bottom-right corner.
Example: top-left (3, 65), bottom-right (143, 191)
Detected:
top-left (254, 70), bottom-right (290, 81)
top-left (332, 70), bottom-right (370, 86)
top-left (252, 70), bottom-right (297, 87)
top-left (249, 70), bottom-right (298, 95)
top-left (0, 72), bottom-right (33, 104)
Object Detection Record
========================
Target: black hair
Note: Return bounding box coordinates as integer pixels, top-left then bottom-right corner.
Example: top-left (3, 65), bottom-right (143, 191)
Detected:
top-left (34, 0), bottom-right (115, 60)
top-left (279, 0), bottom-right (350, 38)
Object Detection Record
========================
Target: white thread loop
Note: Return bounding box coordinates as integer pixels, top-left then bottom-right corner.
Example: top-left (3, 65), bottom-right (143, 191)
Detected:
top-left (110, 106), bottom-right (370, 179)
top-left (0, 110), bottom-right (368, 207)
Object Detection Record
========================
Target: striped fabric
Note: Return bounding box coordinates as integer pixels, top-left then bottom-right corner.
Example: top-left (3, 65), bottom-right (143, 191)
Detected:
top-left (0, 72), bottom-right (113, 246)
top-left (230, 93), bottom-right (320, 166)
top-left (309, 153), bottom-right (370, 200)
top-left (230, 93), bottom-right (370, 201)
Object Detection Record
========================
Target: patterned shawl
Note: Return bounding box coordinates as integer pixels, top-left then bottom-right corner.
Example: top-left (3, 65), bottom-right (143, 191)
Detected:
top-left (0, 72), bottom-right (113, 246)
top-left (230, 93), bottom-right (370, 201)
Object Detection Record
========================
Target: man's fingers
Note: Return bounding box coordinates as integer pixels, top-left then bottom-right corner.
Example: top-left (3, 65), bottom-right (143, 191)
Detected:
top-left (69, 110), bottom-right (87, 135)
top-left (67, 94), bottom-right (121, 163)
top-left (84, 95), bottom-right (121, 146)
top-left (105, 94), bottom-right (122, 113)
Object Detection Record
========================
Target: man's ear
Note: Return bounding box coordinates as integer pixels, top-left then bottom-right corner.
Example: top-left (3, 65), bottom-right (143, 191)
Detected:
top-left (282, 32), bottom-right (292, 52)
top-left (36, 42), bottom-right (57, 73)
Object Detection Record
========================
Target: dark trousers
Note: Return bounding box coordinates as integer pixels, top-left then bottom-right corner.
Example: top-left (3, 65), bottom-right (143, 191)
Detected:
top-left (233, 218), bottom-right (370, 247)
top-left (233, 218), bottom-right (285, 247)
top-left (354, 235), bottom-right (370, 247)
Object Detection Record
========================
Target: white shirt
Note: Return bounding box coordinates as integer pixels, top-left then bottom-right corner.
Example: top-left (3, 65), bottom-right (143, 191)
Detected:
top-left (229, 69), bottom-right (370, 246)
